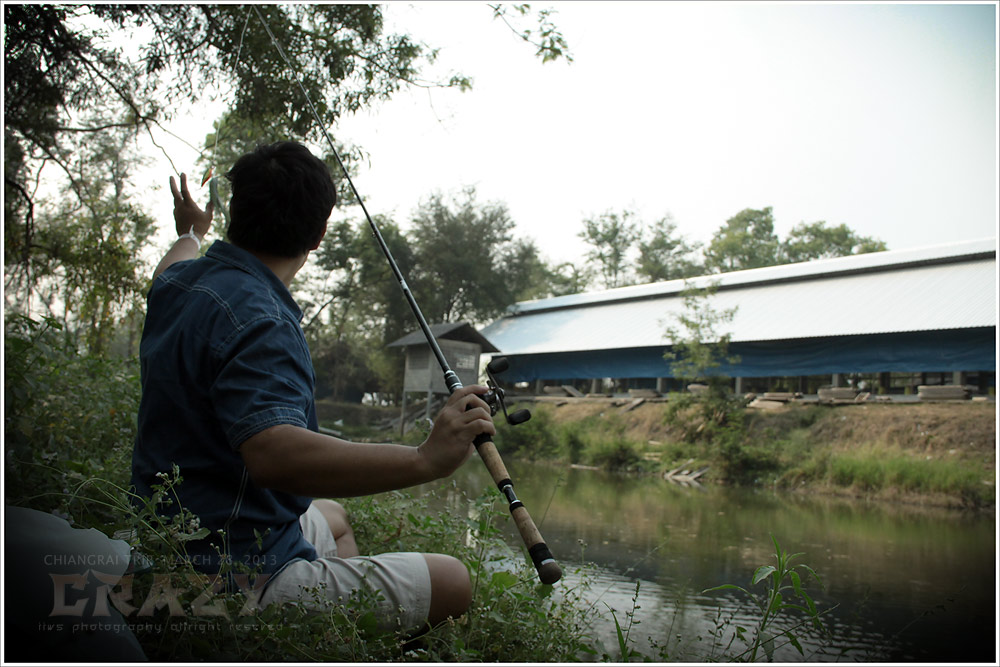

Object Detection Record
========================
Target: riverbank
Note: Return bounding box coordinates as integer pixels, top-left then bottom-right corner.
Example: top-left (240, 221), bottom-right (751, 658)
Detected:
top-left (489, 397), bottom-right (997, 510)
top-left (317, 395), bottom-right (996, 508)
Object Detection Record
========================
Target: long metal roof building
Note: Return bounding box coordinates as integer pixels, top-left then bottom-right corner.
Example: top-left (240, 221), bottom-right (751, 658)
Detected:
top-left (480, 238), bottom-right (997, 384)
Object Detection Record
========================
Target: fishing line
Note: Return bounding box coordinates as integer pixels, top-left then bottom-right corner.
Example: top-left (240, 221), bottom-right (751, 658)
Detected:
top-left (204, 7), bottom-right (252, 227)
top-left (250, 6), bottom-right (561, 584)
top-left (251, 5), bottom-right (457, 388)
top-left (208, 7), bottom-right (252, 172)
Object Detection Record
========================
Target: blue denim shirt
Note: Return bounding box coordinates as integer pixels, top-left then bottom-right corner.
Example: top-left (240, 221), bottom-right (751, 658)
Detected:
top-left (132, 241), bottom-right (318, 576)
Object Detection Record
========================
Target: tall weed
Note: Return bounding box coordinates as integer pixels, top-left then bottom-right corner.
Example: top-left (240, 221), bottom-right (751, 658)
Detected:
top-left (5, 314), bottom-right (138, 527)
top-left (4, 317), bottom-right (599, 661)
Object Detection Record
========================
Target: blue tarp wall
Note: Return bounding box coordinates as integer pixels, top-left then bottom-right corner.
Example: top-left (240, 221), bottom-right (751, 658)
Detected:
top-left (498, 327), bottom-right (996, 382)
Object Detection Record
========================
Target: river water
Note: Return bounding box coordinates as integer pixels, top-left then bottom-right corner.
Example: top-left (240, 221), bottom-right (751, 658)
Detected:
top-left (414, 459), bottom-right (996, 662)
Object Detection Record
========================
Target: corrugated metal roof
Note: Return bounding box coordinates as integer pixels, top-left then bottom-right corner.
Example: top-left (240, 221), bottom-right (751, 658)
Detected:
top-left (481, 238), bottom-right (996, 355)
top-left (388, 321), bottom-right (500, 352)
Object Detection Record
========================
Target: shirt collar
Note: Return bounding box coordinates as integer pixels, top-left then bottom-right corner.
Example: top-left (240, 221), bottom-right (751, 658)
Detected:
top-left (204, 241), bottom-right (303, 321)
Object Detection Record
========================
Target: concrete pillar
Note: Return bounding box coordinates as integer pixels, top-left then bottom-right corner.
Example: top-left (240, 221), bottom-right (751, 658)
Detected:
top-left (534, 378), bottom-right (544, 394)
top-left (832, 373), bottom-right (842, 387)
top-left (656, 377), bottom-right (667, 394)
top-left (734, 377), bottom-right (744, 394)
top-left (953, 371), bottom-right (965, 386)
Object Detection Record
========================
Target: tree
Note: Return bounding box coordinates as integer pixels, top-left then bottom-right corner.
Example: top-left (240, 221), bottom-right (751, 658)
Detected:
top-left (782, 221), bottom-right (887, 263)
top-left (664, 281), bottom-right (740, 395)
top-left (4, 4), bottom-right (445, 345)
top-left (703, 207), bottom-right (781, 273)
top-left (488, 4), bottom-right (573, 63)
top-left (301, 190), bottom-right (555, 400)
top-left (302, 215), bottom-right (417, 401)
top-left (409, 188), bottom-right (546, 324)
top-left (4, 3), bottom-right (570, 358)
top-left (635, 214), bottom-right (703, 282)
top-left (579, 209), bottom-right (640, 289)
top-left (544, 262), bottom-right (593, 297)
top-left (3, 124), bottom-right (154, 355)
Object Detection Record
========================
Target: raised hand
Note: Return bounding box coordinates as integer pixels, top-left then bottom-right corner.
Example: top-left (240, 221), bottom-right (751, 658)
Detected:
top-left (169, 173), bottom-right (214, 239)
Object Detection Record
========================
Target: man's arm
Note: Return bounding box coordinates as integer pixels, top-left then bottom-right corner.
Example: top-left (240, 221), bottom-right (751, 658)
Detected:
top-left (153, 173), bottom-right (214, 280)
top-left (239, 385), bottom-right (495, 498)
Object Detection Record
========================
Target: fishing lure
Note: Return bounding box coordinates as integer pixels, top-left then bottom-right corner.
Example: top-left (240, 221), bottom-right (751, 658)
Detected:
top-left (208, 175), bottom-right (230, 227)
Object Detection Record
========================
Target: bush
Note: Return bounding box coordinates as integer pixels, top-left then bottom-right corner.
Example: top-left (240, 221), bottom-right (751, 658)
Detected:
top-left (662, 391), bottom-right (774, 483)
top-left (4, 314), bottom-right (139, 528)
top-left (493, 403), bottom-right (561, 460)
top-left (3, 315), bottom-right (600, 661)
top-left (586, 440), bottom-right (643, 471)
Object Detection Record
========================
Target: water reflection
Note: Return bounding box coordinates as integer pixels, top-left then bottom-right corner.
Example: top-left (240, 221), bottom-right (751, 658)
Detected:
top-left (414, 459), bottom-right (996, 662)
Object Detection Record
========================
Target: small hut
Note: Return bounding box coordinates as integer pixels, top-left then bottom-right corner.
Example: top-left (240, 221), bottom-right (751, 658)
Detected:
top-left (388, 322), bottom-right (499, 431)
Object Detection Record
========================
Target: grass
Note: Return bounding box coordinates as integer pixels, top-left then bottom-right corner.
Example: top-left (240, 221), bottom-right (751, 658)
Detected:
top-left (818, 447), bottom-right (989, 505)
top-left (5, 314), bottom-right (992, 661)
top-left (504, 397), bottom-right (995, 509)
top-left (4, 315), bottom-right (604, 662)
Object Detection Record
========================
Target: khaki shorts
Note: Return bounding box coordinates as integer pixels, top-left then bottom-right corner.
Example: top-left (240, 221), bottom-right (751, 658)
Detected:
top-left (258, 503), bottom-right (432, 632)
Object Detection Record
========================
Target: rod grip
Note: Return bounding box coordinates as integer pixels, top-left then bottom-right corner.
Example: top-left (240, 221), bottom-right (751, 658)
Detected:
top-left (473, 436), bottom-right (562, 585)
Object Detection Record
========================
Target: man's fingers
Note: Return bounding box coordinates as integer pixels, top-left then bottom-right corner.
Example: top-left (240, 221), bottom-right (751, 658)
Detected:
top-left (458, 406), bottom-right (495, 441)
top-left (169, 175), bottom-right (181, 202)
top-left (449, 384), bottom-right (490, 411)
top-left (179, 173), bottom-right (190, 201)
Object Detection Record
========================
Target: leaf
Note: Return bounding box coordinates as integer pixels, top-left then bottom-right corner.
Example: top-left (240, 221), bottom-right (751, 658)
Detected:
top-left (788, 632), bottom-right (804, 655)
top-left (355, 610), bottom-right (378, 633)
top-left (175, 527), bottom-right (210, 542)
top-left (752, 565), bottom-right (776, 586)
top-left (799, 589), bottom-right (818, 616)
top-left (770, 533), bottom-right (782, 557)
top-left (761, 630), bottom-right (775, 661)
top-left (611, 608), bottom-right (628, 656)
top-left (798, 563), bottom-right (823, 586)
top-left (702, 583), bottom-right (748, 595)
top-left (789, 570), bottom-right (803, 596)
top-left (490, 570), bottom-right (518, 590)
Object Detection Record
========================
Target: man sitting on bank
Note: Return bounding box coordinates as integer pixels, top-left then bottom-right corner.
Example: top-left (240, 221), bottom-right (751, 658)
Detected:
top-left (132, 141), bottom-right (494, 631)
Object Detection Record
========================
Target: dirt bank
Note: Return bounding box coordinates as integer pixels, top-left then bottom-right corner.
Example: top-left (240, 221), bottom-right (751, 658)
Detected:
top-left (516, 397), bottom-right (996, 508)
top-left (534, 398), bottom-right (995, 458)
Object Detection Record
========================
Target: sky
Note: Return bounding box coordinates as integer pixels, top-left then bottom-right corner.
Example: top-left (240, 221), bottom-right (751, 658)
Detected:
top-left (153, 2), bottom-right (997, 269)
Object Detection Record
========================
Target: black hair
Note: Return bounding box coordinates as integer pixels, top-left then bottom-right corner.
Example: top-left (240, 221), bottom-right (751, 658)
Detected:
top-left (225, 141), bottom-right (336, 257)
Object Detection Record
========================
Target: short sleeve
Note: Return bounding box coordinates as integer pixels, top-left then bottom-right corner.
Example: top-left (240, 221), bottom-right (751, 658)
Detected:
top-left (210, 316), bottom-right (314, 449)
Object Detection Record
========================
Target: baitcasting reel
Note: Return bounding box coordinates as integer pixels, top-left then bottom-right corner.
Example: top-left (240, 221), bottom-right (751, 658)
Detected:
top-left (480, 357), bottom-right (531, 426)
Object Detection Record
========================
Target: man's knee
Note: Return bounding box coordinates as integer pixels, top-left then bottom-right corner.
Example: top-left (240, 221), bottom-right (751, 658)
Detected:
top-left (422, 553), bottom-right (472, 625)
top-left (312, 499), bottom-right (349, 534)
top-left (311, 499), bottom-right (359, 558)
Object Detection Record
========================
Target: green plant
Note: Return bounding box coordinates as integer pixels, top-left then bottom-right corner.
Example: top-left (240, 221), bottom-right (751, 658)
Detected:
top-left (587, 439), bottom-right (644, 472)
top-left (493, 403), bottom-right (561, 460)
top-left (559, 420), bottom-right (587, 463)
top-left (703, 535), bottom-right (830, 662)
top-left (663, 280), bottom-right (740, 397)
top-left (345, 486), bottom-right (599, 662)
top-left (5, 314), bottom-right (139, 527)
top-left (602, 581), bottom-right (645, 662)
top-left (5, 314), bottom-right (602, 661)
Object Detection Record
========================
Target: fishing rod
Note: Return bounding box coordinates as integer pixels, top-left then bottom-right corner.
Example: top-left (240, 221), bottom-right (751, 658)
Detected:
top-left (252, 7), bottom-right (561, 585)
